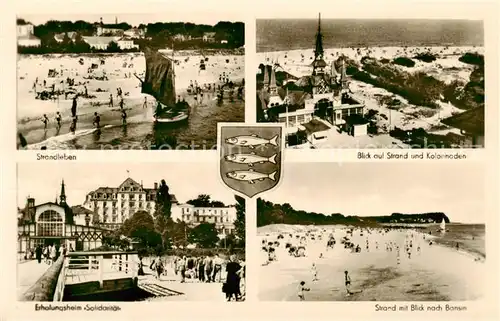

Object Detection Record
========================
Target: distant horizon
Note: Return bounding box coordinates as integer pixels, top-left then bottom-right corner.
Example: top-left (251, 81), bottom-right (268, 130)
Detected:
top-left (257, 18), bottom-right (483, 52)
top-left (261, 162), bottom-right (484, 224)
top-left (257, 200), bottom-right (485, 225)
top-left (18, 14), bottom-right (242, 28)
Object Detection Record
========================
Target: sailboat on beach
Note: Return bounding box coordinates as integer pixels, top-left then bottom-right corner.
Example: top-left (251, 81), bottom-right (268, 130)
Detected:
top-left (438, 218), bottom-right (446, 233)
top-left (141, 47), bottom-right (189, 124)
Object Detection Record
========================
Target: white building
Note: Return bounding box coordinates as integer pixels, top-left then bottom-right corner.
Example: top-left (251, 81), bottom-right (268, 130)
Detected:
top-left (171, 204), bottom-right (237, 237)
top-left (96, 26), bottom-right (125, 37)
top-left (117, 37), bottom-right (139, 50)
top-left (83, 177), bottom-right (237, 236)
top-left (83, 177), bottom-right (177, 230)
top-left (82, 36), bottom-right (138, 50)
top-left (124, 28), bottom-right (145, 39)
top-left (17, 22), bottom-right (41, 47)
top-left (202, 32), bottom-right (216, 42)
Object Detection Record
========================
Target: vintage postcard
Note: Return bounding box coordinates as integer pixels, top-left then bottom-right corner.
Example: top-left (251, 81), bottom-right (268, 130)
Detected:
top-left (16, 14), bottom-right (245, 150)
top-left (16, 162), bottom-right (245, 302)
top-left (256, 16), bottom-right (485, 149)
top-left (1, 1), bottom-right (499, 321)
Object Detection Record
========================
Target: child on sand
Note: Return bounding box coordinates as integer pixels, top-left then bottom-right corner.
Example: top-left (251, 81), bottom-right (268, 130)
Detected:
top-left (344, 271), bottom-right (352, 295)
top-left (297, 281), bottom-right (310, 301)
top-left (311, 263), bottom-right (318, 281)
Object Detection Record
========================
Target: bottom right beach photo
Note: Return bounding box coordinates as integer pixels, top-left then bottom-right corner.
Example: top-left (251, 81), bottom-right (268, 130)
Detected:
top-left (257, 161), bottom-right (485, 301)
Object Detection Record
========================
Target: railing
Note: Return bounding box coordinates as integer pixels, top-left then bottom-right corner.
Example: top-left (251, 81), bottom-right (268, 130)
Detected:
top-left (64, 251), bottom-right (139, 287)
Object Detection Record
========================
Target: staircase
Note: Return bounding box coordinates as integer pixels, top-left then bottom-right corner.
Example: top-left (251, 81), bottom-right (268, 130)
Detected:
top-left (138, 282), bottom-right (184, 297)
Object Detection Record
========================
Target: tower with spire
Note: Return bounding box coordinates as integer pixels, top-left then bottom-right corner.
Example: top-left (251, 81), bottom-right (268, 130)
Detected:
top-left (312, 13), bottom-right (327, 76)
top-left (263, 64), bottom-right (270, 91)
top-left (269, 63), bottom-right (278, 96)
top-left (59, 179), bottom-right (67, 206)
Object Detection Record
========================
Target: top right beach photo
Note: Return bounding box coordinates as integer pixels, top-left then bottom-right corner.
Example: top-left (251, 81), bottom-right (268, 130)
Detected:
top-left (256, 16), bottom-right (485, 149)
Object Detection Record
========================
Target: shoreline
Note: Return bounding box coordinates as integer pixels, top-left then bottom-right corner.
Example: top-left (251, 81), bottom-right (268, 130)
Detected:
top-left (17, 48), bottom-right (245, 58)
top-left (257, 44), bottom-right (484, 54)
top-left (258, 225), bottom-right (485, 301)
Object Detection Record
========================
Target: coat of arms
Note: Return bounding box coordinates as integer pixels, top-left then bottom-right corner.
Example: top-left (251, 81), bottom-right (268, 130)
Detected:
top-left (218, 123), bottom-right (284, 198)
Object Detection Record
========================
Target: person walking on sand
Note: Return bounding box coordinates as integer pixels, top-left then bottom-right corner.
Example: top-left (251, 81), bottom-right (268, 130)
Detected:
top-left (344, 271), bottom-right (353, 296)
top-left (143, 96), bottom-right (147, 109)
top-left (93, 112), bottom-right (101, 128)
top-left (311, 263), bottom-right (318, 281)
top-left (297, 281), bottom-right (310, 301)
top-left (71, 96), bottom-right (77, 118)
top-left (55, 112), bottom-right (62, 127)
top-left (121, 109), bottom-right (127, 125)
top-left (42, 114), bottom-right (49, 129)
top-left (109, 94), bottom-right (113, 107)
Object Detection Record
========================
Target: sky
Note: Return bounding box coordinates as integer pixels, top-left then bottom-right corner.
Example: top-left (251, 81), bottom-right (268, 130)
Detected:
top-left (17, 162), bottom-right (236, 208)
top-left (263, 162), bottom-right (485, 223)
top-left (18, 14), bottom-right (240, 27)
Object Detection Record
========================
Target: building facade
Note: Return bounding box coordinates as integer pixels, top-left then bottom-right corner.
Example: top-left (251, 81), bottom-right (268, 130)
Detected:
top-left (171, 204), bottom-right (237, 237)
top-left (83, 177), bottom-right (177, 230)
top-left (82, 36), bottom-right (138, 51)
top-left (17, 181), bottom-right (106, 254)
top-left (17, 22), bottom-right (41, 47)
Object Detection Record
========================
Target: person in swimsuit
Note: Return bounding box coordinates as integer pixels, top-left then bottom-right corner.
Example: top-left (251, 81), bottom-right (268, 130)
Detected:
top-left (93, 112), bottom-right (100, 128)
top-left (297, 281), bottom-right (310, 301)
top-left (311, 263), bottom-right (318, 281)
top-left (55, 112), bottom-right (62, 127)
top-left (41, 114), bottom-right (49, 129)
top-left (344, 271), bottom-right (352, 295)
top-left (121, 110), bottom-right (127, 125)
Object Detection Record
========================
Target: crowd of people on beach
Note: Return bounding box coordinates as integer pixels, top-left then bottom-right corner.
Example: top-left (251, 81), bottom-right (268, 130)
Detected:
top-left (143, 253), bottom-right (245, 302)
top-left (259, 225), bottom-right (462, 301)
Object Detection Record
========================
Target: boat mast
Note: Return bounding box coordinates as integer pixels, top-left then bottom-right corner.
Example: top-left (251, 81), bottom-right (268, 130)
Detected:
top-left (172, 40), bottom-right (176, 102)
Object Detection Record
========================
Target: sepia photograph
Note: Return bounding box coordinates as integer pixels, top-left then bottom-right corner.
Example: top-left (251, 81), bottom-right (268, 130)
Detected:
top-left (257, 162), bottom-right (485, 301)
top-left (17, 163), bottom-right (245, 301)
top-left (16, 14), bottom-right (245, 150)
top-left (256, 16), bottom-right (484, 149)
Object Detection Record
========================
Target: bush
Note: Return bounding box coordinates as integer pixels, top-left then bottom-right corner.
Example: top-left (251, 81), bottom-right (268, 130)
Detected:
top-left (413, 53), bottom-right (437, 63)
top-left (393, 57), bottom-right (415, 68)
top-left (459, 53), bottom-right (484, 66)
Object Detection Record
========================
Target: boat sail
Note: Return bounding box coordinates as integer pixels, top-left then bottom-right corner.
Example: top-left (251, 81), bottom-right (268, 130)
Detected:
top-left (439, 218), bottom-right (446, 232)
top-left (141, 47), bottom-right (189, 123)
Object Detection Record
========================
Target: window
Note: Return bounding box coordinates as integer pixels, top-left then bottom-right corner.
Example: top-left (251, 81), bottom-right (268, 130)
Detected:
top-left (36, 210), bottom-right (63, 237)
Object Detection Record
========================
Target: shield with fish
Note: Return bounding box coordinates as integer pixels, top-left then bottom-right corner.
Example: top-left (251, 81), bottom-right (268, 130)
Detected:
top-left (218, 123), bottom-right (285, 198)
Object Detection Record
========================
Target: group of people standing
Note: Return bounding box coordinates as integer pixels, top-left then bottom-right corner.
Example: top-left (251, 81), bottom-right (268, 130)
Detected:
top-left (146, 253), bottom-right (245, 302)
top-left (25, 243), bottom-right (73, 265)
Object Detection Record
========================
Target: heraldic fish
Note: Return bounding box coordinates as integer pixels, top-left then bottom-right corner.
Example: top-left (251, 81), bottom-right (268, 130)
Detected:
top-left (226, 169), bottom-right (277, 184)
top-left (225, 134), bottom-right (278, 148)
top-left (224, 153), bottom-right (277, 166)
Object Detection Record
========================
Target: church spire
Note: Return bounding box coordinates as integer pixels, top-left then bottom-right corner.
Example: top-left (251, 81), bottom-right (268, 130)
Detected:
top-left (270, 65), bottom-right (277, 95)
top-left (314, 13), bottom-right (324, 60)
top-left (263, 64), bottom-right (270, 91)
top-left (60, 179), bottom-right (66, 205)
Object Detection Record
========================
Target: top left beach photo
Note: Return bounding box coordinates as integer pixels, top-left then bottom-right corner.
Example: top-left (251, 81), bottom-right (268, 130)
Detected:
top-left (16, 14), bottom-right (245, 150)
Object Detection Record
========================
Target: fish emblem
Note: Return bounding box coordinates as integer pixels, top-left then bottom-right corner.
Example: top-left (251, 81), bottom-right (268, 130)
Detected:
top-left (224, 153), bottom-right (277, 166)
top-left (225, 134), bottom-right (278, 148)
top-left (226, 169), bottom-right (277, 184)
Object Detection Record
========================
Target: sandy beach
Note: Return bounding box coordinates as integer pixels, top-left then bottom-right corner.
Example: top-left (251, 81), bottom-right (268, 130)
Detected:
top-left (17, 51), bottom-right (244, 149)
top-left (257, 46), bottom-right (483, 147)
top-left (258, 224), bottom-right (485, 301)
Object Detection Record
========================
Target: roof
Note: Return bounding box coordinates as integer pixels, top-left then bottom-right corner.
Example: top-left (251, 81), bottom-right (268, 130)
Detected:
top-left (441, 106), bottom-right (484, 135)
top-left (312, 59), bottom-right (327, 68)
top-left (302, 119), bottom-right (331, 133)
top-left (71, 205), bottom-right (94, 216)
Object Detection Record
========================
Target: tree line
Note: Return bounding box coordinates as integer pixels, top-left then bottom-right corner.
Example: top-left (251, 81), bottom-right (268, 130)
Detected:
top-left (257, 198), bottom-right (450, 227)
top-left (17, 18), bottom-right (244, 54)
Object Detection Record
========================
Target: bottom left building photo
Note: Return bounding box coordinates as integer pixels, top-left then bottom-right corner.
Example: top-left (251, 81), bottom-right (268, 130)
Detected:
top-left (16, 162), bottom-right (245, 302)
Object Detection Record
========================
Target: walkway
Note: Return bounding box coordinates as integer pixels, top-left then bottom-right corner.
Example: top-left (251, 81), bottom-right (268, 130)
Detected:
top-left (17, 259), bottom-right (52, 299)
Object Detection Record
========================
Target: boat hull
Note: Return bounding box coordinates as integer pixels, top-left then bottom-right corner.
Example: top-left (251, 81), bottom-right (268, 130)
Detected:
top-left (153, 112), bottom-right (189, 124)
